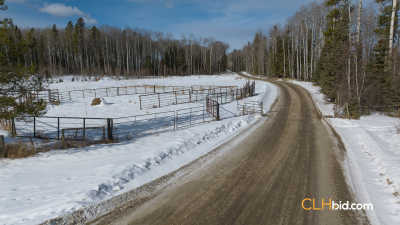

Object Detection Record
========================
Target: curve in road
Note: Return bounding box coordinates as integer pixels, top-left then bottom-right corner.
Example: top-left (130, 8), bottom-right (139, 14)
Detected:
top-left (92, 81), bottom-right (370, 225)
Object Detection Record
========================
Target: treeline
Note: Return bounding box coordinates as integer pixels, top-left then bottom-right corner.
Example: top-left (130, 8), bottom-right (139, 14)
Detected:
top-left (1, 18), bottom-right (229, 77)
top-left (230, 0), bottom-right (400, 117)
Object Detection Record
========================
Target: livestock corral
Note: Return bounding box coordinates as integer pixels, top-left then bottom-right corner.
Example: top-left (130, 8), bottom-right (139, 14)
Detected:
top-left (3, 74), bottom-right (266, 143)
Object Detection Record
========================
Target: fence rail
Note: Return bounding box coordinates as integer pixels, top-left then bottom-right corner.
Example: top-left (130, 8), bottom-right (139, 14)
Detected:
top-left (138, 87), bottom-right (237, 110)
top-left (7, 81), bottom-right (259, 142)
top-left (12, 105), bottom-right (216, 141)
top-left (16, 84), bottom-right (239, 105)
top-left (237, 101), bottom-right (264, 115)
top-left (138, 82), bottom-right (255, 110)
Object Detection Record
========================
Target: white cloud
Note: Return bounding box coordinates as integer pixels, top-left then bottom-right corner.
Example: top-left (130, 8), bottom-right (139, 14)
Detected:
top-left (39, 3), bottom-right (97, 24)
top-left (40, 3), bottom-right (84, 17)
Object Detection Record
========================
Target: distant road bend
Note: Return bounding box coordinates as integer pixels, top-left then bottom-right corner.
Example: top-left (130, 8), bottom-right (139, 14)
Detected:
top-left (91, 77), bottom-right (370, 225)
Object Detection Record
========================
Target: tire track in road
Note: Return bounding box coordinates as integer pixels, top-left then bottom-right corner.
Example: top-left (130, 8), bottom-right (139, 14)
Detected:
top-left (92, 80), bottom-right (370, 225)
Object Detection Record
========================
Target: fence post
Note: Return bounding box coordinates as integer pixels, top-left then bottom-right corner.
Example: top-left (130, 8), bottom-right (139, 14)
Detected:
top-left (189, 90), bottom-right (192, 103)
top-left (139, 96), bottom-right (142, 110)
top-left (174, 112), bottom-right (177, 130)
top-left (83, 118), bottom-right (86, 140)
top-left (158, 93), bottom-right (161, 108)
top-left (33, 117), bottom-right (36, 138)
top-left (57, 91), bottom-right (60, 104)
top-left (107, 118), bottom-right (113, 140)
top-left (175, 91), bottom-right (178, 105)
top-left (0, 135), bottom-right (4, 157)
top-left (57, 117), bottom-right (60, 140)
top-left (216, 102), bottom-right (220, 121)
top-left (11, 118), bottom-right (16, 137)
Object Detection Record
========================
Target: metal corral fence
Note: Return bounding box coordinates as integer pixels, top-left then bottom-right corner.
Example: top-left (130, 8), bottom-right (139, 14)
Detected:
top-left (14, 116), bottom-right (112, 141)
top-left (24, 85), bottom-right (239, 105)
top-left (139, 82), bottom-right (255, 110)
top-left (138, 87), bottom-right (237, 110)
top-left (237, 101), bottom-right (264, 115)
top-left (9, 81), bottom-right (258, 142)
top-left (12, 105), bottom-right (217, 141)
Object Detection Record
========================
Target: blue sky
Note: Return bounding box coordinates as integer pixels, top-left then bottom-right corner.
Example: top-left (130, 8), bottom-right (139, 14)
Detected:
top-left (1, 0), bottom-right (319, 50)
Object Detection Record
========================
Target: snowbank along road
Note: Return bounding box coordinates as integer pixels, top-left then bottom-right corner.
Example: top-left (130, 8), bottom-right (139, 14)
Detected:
top-left (90, 78), bottom-right (371, 225)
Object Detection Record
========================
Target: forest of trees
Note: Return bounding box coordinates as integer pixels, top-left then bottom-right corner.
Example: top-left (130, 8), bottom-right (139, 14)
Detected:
top-left (1, 13), bottom-right (228, 77)
top-left (2, 0), bottom-right (400, 119)
top-left (230, 0), bottom-right (400, 117)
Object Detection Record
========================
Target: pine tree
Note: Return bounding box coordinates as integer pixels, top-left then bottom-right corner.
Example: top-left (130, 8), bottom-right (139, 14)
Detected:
top-left (0, 0), bottom-right (46, 125)
top-left (365, 0), bottom-right (400, 108)
top-left (316, 0), bottom-right (352, 105)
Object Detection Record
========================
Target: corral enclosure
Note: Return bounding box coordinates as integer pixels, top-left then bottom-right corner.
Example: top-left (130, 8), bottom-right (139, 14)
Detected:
top-left (11, 74), bottom-right (262, 141)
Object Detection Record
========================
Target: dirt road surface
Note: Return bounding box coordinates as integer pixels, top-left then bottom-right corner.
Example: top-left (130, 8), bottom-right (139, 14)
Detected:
top-left (91, 80), bottom-right (370, 225)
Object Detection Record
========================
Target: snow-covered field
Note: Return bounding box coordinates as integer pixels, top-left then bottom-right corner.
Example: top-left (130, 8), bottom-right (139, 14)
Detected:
top-left (0, 73), bottom-right (278, 225)
top-left (291, 80), bottom-right (400, 225)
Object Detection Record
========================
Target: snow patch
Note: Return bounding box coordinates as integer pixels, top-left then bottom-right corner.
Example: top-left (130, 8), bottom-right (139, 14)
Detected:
top-left (291, 80), bottom-right (400, 225)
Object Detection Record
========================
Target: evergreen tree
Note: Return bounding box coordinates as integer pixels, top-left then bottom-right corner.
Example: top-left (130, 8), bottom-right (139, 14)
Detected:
top-left (316, 0), bottom-right (351, 105)
top-left (0, 0), bottom-right (46, 124)
top-left (365, 0), bottom-right (400, 108)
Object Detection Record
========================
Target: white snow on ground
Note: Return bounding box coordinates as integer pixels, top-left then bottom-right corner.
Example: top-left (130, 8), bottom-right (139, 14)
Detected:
top-left (290, 81), bottom-right (335, 117)
top-left (45, 74), bottom-right (255, 118)
top-left (291, 80), bottom-right (400, 225)
top-left (49, 74), bottom-right (242, 91)
top-left (0, 74), bottom-right (278, 225)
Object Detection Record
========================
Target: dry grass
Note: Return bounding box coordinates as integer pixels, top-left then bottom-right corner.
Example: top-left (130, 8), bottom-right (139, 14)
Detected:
top-left (3, 142), bottom-right (36, 158)
top-left (91, 98), bottom-right (102, 106)
top-left (1, 139), bottom-right (114, 159)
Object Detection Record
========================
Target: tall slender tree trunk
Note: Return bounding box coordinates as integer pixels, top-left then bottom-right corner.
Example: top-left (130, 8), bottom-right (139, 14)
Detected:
top-left (389, 0), bottom-right (397, 57)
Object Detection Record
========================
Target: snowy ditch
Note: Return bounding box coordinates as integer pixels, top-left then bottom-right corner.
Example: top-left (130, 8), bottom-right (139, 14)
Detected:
top-left (0, 74), bottom-right (278, 225)
top-left (290, 80), bottom-right (400, 225)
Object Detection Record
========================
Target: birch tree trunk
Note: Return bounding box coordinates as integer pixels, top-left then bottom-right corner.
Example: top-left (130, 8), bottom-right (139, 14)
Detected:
top-left (389, 0), bottom-right (397, 57)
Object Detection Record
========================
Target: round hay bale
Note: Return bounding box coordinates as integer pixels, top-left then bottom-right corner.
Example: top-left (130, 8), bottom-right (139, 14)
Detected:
top-left (91, 98), bottom-right (102, 106)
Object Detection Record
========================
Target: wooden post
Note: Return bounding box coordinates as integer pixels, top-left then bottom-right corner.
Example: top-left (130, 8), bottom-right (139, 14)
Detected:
top-left (158, 93), bottom-right (161, 108)
top-left (33, 117), bottom-right (36, 138)
top-left (0, 135), bottom-right (5, 157)
top-left (57, 117), bottom-right (60, 140)
top-left (11, 118), bottom-right (16, 137)
top-left (107, 119), bottom-right (113, 140)
top-left (175, 91), bottom-right (178, 105)
top-left (83, 118), bottom-right (86, 140)
top-left (139, 96), bottom-right (142, 110)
